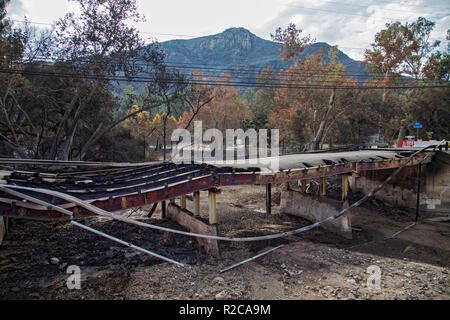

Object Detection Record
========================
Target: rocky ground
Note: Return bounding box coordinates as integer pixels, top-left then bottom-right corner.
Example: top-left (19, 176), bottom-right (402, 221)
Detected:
top-left (0, 183), bottom-right (449, 300)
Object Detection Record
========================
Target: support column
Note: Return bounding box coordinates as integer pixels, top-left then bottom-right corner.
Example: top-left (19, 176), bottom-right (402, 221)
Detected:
top-left (161, 201), bottom-right (167, 219)
top-left (193, 191), bottom-right (200, 217)
top-left (320, 177), bottom-right (327, 196)
top-left (180, 195), bottom-right (187, 209)
top-left (301, 180), bottom-right (308, 193)
top-left (416, 164), bottom-right (422, 222)
top-left (266, 183), bottom-right (272, 214)
top-left (342, 174), bottom-right (349, 202)
top-left (342, 174), bottom-right (350, 209)
top-left (208, 189), bottom-right (217, 225)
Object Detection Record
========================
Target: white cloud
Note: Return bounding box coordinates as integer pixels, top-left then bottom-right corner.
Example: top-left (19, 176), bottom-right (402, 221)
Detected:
top-left (254, 0), bottom-right (449, 60)
top-left (5, 0), bottom-right (27, 17)
top-left (5, 0), bottom-right (450, 60)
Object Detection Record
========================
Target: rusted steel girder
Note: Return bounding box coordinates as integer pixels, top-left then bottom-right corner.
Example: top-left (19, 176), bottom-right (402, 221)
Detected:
top-left (0, 153), bottom-right (433, 220)
top-left (254, 156), bottom-right (430, 185)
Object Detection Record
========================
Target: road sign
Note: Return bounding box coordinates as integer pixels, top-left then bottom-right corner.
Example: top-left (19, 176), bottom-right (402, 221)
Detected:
top-left (413, 122), bottom-right (423, 129)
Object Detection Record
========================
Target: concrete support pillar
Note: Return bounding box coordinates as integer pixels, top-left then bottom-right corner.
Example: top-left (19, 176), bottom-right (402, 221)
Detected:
top-left (280, 190), bottom-right (352, 239)
top-left (208, 189), bottom-right (217, 225)
top-left (266, 184), bottom-right (272, 214)
top-left (193, 191), bottom-right (200, 217)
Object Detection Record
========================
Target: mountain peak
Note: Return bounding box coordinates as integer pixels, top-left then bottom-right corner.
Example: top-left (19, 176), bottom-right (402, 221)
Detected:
top-left (157, 27), bottom-right (368, 84)
top-left (222, 27), bottom-right (254, 35)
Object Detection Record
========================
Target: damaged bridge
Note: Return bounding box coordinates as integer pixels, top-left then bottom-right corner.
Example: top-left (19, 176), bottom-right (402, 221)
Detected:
top-left (0, 147), bottom-right (449, 257)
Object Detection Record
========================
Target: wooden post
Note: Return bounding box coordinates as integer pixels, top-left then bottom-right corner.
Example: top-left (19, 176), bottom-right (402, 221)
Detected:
top-left (416, 164), bottom-right (422, 222)
top-left (180, 195), bottom-right (187, 209)
top-left (320, 177), bottom-right (327, 196)
top-left (161, 201), bottom-right (167, 219)
top-left (266, 183), bottom-right (272, 214)
top-left (209, 189), bottom-right (217, 225)
top-left (342, 174), bottom-right (349, 202)
top-left (301, 180), bottom-right (308, 193)
top-left (194, 191), bottom-right (200, 217)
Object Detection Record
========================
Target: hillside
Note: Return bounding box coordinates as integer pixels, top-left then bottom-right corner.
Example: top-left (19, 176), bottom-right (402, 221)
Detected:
top-left (158, 27), bottom-right (368, 85)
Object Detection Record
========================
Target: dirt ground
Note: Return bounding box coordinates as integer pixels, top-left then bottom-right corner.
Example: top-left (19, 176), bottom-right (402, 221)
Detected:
top-left (0, 182), bottom-right (449, 300)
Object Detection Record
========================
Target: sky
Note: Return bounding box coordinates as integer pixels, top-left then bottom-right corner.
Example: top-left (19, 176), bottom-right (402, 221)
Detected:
top-left (6, 0), bottom-right (450, 61)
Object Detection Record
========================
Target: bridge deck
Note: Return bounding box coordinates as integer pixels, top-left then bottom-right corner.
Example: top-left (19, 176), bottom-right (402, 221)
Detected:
top-left (0, 149), bottom-right (432, 220)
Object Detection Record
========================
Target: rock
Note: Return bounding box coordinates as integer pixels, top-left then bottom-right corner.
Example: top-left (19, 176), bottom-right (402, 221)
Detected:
top-left (125, 252), bottom-right (139, 259)
top-left (347, 278), bottom-right (357, 285)
top-left (50, 257), bottom-right (60, 265)
top-left (281, 263), bottom-right (286, 269)
top-left (348, 292), bottom-right (356, 300)
top-left (215, 291), bottom-right (227, 300)
top-left (212, 277), bottom-right (225, 285)
top-left (59, 262), bottom-right (68, 271)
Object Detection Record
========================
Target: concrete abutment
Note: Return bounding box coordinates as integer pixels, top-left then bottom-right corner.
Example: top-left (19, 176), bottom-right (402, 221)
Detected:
top-left (280, 190), bottom-right (353, 239)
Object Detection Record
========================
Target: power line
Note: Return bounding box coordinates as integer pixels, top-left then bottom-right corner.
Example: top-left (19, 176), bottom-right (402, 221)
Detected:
top-left (0, 67), bottom-right (447, 90)
top-left (1, 53), bottom-right (439, 83)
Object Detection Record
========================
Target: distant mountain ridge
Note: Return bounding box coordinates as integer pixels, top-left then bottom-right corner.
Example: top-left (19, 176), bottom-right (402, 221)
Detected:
top-left (158, 27), bottom-right (368, 85)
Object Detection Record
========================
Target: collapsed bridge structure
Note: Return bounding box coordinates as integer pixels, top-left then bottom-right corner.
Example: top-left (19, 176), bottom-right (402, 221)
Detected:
top-left (0, 146), bottom-right (449, 263)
